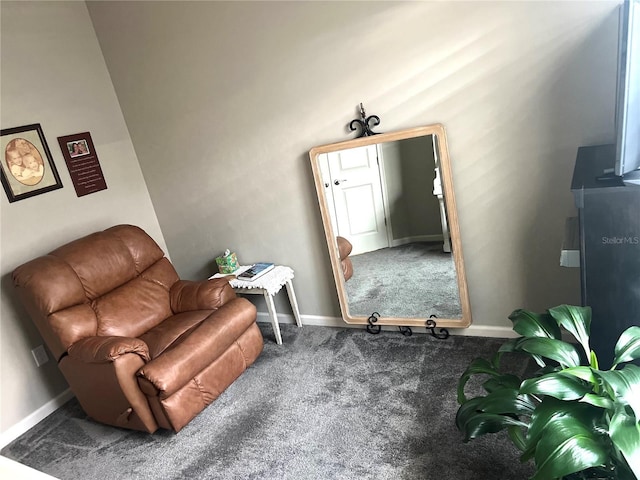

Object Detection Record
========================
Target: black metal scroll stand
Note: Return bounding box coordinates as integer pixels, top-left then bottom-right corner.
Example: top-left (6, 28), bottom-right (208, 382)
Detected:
top-left (367, 312), bottom-right (412, 336)
top-left (398, 326), bottom-right (412, 336)
top-left (367, 314), bottom-right (444, 339)
top-left (349, 103), bottom-right (381, 138)
top-left (426, 315), bottom-right (450, 340)
top-left (366, 312), bottom-right (381, 334)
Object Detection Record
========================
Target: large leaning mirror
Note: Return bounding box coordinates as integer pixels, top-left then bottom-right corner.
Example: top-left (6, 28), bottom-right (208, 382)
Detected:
top-left (309, 124), bottom-right (472, 329)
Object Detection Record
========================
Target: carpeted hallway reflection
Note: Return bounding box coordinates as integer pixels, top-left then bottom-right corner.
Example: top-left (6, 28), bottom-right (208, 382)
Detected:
top-left (2, 324), bottom-right (534, 479)
top-left (345, 242), bottom-right (462, 319)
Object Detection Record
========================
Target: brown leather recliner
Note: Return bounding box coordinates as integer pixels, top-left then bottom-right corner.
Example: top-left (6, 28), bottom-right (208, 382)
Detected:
top-left (336, 236), bottom-right (353, 281)
top-left (12, 224), bottom-right (263, 433)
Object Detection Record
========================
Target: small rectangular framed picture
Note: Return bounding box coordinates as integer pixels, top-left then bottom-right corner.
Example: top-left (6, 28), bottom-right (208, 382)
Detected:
top-left (0, 123), bottom-right (63, 203)
top-left (57, 131), bottom-right (107, 197)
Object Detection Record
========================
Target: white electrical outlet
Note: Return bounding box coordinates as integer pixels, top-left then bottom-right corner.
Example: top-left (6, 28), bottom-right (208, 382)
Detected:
top-left (31, 345), bottom-right (49, 367)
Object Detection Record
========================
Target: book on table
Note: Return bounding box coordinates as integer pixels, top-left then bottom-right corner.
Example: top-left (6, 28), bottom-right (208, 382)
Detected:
top-left (237, 262), bottom-right (275, 281)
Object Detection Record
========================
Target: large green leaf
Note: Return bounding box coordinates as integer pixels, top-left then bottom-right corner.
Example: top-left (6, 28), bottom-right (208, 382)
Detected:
top-left (613, 326), bottom-right (640, 367)
top-left (513, 337), bottom-right (582, 369)
top-left (457, 411), bottom-right (529, 441)
top-left (489, 350), bottom-right (505, 370)
top-left (483, 389), bottom-right (536, 415)
top-left (590, 350), bottom-right (600, 370)
top-left (548, 305), bottom-right (592, 361)
top-left (482, 373), bottom-right (522, 393)
top-left (561, 366), bottom-right (597, 384)
top-left (561, 365), bottom-right (605, 396)
top-left (523, 397), bottom-right (603, 463)
top-left (609, 407), bottom-right (640, 479)
top-left (595, 365), bottom-right (640, 421)
top-left (456, 389), bottom-right (535, 432)
top-left (520, 372), bottom-right (592, 401)
top-left (498, 337), bottom-right (519, 354)
top-left (456, 397), bottom-right (483, 432)
top-left (499, 337), bottom-right (547, 368)
top-left (509, 309), bottom-right (562, 340)
top-left (579, 393), bottom-right (614, 410)
top-left (457, 357), bottom-right (501, 404)
top-left (532, 416), bottom-right (609, 480)
top-left (508, 424), bottom-right (528, 452)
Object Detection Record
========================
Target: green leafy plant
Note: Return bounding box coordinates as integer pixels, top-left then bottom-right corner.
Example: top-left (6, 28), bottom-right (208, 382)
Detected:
top-left (456, 305), bottom-right (640, 480)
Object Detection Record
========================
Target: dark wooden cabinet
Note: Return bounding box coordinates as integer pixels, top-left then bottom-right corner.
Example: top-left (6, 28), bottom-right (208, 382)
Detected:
top-left (571, 144), bottom-right (640, 367)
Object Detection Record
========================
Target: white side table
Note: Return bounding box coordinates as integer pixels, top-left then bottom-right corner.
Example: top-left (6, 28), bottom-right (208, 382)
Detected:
top-left (209, 265), bottom-right (302, 345)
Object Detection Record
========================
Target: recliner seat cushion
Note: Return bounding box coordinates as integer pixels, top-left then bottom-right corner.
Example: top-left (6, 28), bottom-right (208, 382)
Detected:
top-left (139, 310), bottom-right (212, 359)
top-left (137, 298), bottom-right (257, 399)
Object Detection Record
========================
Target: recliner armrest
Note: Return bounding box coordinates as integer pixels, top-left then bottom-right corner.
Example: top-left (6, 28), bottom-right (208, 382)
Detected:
top-left (170, 278), bottom-right (235, 313)
top-left (67, 336), bottom-right (150, 363)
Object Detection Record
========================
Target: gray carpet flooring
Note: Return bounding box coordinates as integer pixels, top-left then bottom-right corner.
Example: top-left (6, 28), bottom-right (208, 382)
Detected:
top-left (2, 323), bottom-right (535, 479)
top-left (346, 242), bottom-right (462, 318)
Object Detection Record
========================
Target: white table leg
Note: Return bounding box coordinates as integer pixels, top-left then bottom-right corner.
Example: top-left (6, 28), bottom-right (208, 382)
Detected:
top-left (263, 291), bottom-right (282, 345)
top-left (285, 279), bottom-right (303, 328)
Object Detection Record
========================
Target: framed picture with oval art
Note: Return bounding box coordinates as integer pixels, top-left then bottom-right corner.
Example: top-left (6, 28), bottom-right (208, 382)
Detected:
top-left (0, 123), bottom-right (63, 203)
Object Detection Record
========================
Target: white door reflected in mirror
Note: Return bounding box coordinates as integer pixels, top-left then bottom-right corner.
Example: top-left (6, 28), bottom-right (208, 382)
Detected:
top-left (320, 145), bottom-right (388, 255)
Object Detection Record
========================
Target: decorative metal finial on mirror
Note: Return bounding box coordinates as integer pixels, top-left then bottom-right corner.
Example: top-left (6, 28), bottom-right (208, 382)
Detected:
top-left (349, 103), bottom-right (381, 138)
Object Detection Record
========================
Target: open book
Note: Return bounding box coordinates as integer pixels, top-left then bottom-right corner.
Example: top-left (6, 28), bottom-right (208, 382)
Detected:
top-left (237, 263), bottom-right (275, 281)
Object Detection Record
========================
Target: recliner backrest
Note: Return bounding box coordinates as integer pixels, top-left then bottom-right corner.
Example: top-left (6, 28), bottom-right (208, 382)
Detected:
top-left (13, 225), bottom-right (179, 361)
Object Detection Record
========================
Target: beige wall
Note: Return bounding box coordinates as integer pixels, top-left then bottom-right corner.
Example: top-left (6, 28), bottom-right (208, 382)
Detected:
top-left (88, 0), bottom-right (617, 322)
top-left (0, 1), bottom-right (165, 437)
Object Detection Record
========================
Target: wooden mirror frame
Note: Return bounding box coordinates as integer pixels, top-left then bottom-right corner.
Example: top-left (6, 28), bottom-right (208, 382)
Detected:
top-left (309, 124), bottom-right (472, 329)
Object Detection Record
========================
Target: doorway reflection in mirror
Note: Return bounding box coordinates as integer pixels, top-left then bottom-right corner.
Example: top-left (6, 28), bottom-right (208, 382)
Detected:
top-left (319, 135), bottom-right (461, 319)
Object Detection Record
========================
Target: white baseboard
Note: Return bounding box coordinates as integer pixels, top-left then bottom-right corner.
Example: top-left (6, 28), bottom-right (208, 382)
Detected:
top-left (0, 456), bottom-right (58, 479)
top-left (0, 389), bottom-right (74, 449)
top-left (390, 234), bottom-right (443, 248)
top-left (256, 312), bottom-right (518, 338)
